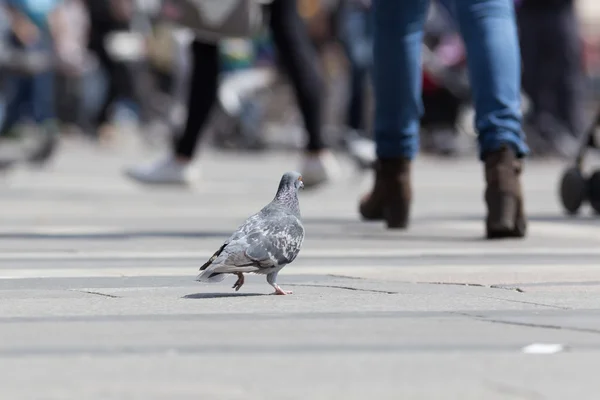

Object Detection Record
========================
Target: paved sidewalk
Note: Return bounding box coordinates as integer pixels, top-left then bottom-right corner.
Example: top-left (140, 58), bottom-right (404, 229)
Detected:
top-left (0, 141), bottom-right (599, 399)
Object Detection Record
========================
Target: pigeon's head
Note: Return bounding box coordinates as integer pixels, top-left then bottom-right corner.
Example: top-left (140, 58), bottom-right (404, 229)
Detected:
top-left (280, 171), bottom-right (304, 191)
top-left (274, 172), bottom-right (303, 214)
top-left (276, 172), bottom-right (304, 198)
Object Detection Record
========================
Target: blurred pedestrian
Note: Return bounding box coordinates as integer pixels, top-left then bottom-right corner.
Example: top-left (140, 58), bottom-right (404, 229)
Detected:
top-left (360, 0), bottom-right (529, 238)
top-left (125, 0), bottom-right (340, 188)
top-left (337, 0), bottom-right (372, 136)
top-left (83, 0), bottom-right (155, 140)
top-left (335, 0), bottom-right (378, 168)
top-left (517, 0), bottom-right (585, 154)
top-left (0, 0), bottom-right (69, 163)
top-left (54, 0), bottom-right (92, 135)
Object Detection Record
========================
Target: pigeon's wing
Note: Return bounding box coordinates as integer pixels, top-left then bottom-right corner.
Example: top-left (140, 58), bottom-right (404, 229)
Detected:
top-left (198, 213), bottom-right (262, 271)
top-left (199, 242), bottom-right (228, 271)
top-left (243, 215), bottom-right (305, 268)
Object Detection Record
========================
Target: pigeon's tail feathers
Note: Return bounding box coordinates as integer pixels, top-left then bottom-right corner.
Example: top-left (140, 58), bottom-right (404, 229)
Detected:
top-left (196, 263), bottom-right (259, 283)
top-left (196, 269), bottom-right (227, 283)
top-left (200, 243), bottom-right (228, 271)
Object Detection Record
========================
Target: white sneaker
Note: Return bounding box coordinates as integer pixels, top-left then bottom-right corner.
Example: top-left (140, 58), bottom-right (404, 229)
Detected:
top-left (344, 130), bottom-right (376, 169)
top-left (124, 156), bottom-right (199, 186)
top-left (299, 150), bottom-right (341, 188)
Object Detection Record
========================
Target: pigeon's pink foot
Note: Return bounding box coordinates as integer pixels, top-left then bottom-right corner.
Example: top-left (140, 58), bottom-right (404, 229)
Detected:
top-left (232, 273), bottom-right (245, 291)
top-left (271, 286), bottom-right (293, 295)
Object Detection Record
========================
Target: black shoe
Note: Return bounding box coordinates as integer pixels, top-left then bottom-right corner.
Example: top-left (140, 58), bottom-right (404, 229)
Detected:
top-left (27, 122), bottom-right (58, 165)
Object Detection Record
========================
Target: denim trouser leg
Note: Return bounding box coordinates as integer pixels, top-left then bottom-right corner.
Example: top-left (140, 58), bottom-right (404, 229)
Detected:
top-left (372, 0), bottom-right (429, 160)
top-left (31, 70), bottom-right (56, 123)
top-left (1, 33), bottom-right (55, 131)
top-left (453, 0), bottom-right (529, 159)
top-left (339, 4), bottom-right (373, 131)
top-left (0, 75), bottom-right (29, 134)
top-left (372, 0), bottom-right (529, 160)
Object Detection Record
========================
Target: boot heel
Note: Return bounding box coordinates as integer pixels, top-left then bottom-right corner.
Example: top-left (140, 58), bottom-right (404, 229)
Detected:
top-left (486, 193), bottom-right (517, 236)
top-left (385, 206), bottom-right (409, 229)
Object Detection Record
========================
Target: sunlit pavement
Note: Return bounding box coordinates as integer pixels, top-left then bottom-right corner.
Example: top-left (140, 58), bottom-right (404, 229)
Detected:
top-left (1, 140), bottom-right (599, 399)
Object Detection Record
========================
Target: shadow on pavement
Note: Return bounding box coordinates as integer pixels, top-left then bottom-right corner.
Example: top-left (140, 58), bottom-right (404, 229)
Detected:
top-left (182, 292), bottom-right (265, 299)
top-left (425, 213), bottom-right (600, 224)
top-left (0, 231), bottom-right (232, 240)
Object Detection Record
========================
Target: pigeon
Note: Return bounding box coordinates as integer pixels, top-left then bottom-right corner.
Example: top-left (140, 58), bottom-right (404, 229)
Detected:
top-left (196, 171), bottom-right (305, 295)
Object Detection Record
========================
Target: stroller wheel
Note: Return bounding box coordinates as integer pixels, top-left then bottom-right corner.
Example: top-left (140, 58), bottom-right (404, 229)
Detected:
top-left (559, 167), bottom-right (586, 215)
top-left (588, 171), bottom-right (600, 215)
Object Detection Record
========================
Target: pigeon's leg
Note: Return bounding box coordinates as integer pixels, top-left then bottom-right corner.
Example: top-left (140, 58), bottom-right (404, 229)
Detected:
top-left (267, 271), bottom-right (292, 295)
top-left (232, 273), bottom-right (245, 291)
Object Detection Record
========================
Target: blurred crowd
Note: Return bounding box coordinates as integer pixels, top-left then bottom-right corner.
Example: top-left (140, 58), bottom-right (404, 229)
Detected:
top-left (0, 0), bottom-right (598, 176)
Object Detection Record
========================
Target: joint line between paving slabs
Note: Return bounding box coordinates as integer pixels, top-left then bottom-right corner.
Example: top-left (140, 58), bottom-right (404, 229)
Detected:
top-left (71, 289), bottom-right (121, 298)
top-left (422, 281), bottom-right (524, 292)
top-left (449, 311), bottom-right (600, 336)
top-left (474, 295), bottom-right (571, 310)
top-left (285, 283), bottom-right (398, 294)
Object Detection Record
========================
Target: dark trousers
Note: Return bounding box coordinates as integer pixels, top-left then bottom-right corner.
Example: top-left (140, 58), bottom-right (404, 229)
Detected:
top-left (1, 34), bottom-right (55, 134)
top-left (91, 41), bottom-right (155, 129)
top-left (518, 6), bottom-right (585, 137)
top-left (174, 0), bottom-right (325, 159)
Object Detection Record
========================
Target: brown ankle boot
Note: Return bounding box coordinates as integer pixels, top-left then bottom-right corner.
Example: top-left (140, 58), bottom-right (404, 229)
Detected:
top-left (359, 158), bottom-right (412, 229)
top-left (483, 145), bottom-right (527, 239)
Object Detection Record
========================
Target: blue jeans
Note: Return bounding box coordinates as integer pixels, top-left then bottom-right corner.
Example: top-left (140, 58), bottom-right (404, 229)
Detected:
top-left (1, 34), bottom-right (55, 134)
top-left (372, 0), bottom-right (529, 160)
top-left (338, 3), bottom-right (373, 131)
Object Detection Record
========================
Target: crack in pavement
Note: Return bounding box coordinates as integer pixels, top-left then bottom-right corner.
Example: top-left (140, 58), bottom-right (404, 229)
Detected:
top-left (71, 289), bottom-right (120, 298)
top-left (451, 311), bottom-right (600, 335)
top-left (285, 283), bottom-right (398, 294)
top-left (473, 295), bottom-right (571, 310)
top-left (423, 281), bottom-right (524, 292)
top-left (326, 274), bottom-right (365, 280)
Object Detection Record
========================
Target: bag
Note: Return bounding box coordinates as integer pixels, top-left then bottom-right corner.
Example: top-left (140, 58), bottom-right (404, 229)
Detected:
top-left (159, 0), bottom-right (271, 43)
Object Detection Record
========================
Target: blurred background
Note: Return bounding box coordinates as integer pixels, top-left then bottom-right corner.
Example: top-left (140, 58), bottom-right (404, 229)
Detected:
top-left (0, 0), bottom-right (599, 171)
top-left (2, 3), bottom-right (600, 396)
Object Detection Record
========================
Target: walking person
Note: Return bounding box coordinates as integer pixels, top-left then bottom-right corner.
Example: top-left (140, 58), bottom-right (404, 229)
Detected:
top-left (125, 0), bottom-right (340, 188)
top-left (84, 0), bottom-right (156, 140)
top-left (359, 0), bottom-right (530, 238)
top-left (0, 0), bottom-right (68, 163)
top-left (517, 0), bottom-right (585, 154)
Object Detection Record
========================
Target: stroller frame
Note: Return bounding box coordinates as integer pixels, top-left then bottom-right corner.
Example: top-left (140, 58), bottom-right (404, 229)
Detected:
top-left (558, 106), bottom-right (600, 215)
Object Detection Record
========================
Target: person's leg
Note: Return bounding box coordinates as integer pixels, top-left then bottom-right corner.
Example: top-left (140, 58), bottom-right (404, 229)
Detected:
top-left (454, 0), bottom-right (528, 238)
top-left (0, 75), bottom-right (28, 136)
top-left (371, 0), bottom-right (429, 161)
top-left (127, 60), bottom-right (162, 127)
top-left (173, 39), bottom-right (219, 160)
top-left (347, 62), bottom-right (368, 132)
top-left (359, 0), bottom-right (429, 228)
top-left (94, 47), bottom-right (116, 127)
top-left (518, 8), bottom-right (543, 126)
top-left (268, 0), bottom-right (340, 187)
top-left (31, 70), bottom-right (56, 124)
top-left (28, 68), bottom-right (59, 163)
top-left (269, 0), bottom-right (325, 152)
top-left (454, 0), bottom-right (527, 158)
top-left (124, 39), bottom-right (218, 185)
top-left (1, 34), bottom-right (30, 136)
top-left (338, 3), bottom-right (372, 132)
top-left (550, 6), bottom-right (585, 138)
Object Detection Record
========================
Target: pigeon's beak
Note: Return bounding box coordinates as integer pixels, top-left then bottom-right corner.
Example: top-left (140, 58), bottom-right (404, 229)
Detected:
top-left (299, 180), bottom-right (304, 189)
